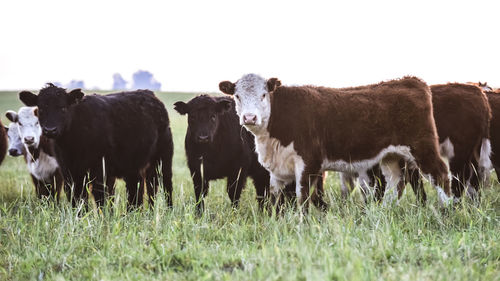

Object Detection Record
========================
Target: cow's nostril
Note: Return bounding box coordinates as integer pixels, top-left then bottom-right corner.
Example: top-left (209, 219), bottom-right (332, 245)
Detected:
top-left (8, 149), bottom-right (20, 156)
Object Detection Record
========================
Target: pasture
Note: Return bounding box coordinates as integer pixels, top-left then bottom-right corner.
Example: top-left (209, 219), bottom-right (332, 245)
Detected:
top-left (0, 90), bottom-right (499, 280)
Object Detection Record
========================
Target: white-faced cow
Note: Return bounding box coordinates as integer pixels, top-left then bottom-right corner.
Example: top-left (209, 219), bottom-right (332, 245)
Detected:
top-left (346, 83), bottom-right (492, 204)
top-left (19, 84), bottom-right (173, 208)
top-left (219, 74), bottom-right (453, 210)
top-left (0, 119), bottom-right (6, 165)
top-left (5, 107), bottom-right (63, 199)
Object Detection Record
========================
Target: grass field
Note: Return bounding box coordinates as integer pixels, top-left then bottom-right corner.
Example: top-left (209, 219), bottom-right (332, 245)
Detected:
top-left (0, 90), bottom-right (499, 280)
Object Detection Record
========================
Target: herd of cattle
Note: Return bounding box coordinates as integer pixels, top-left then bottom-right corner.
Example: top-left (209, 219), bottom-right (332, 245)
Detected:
top-left (0, 75), bottom-right (499, 213)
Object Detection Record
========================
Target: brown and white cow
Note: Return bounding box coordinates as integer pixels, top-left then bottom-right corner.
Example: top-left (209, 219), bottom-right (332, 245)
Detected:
top-left (219, 74), bottom-right (453, 209)
top-left (483, 88), bottom-right (500, 178)
top-left (5, 107), bottom-right (63, 199)
top-left (347, 83), bottom-right (492, 204)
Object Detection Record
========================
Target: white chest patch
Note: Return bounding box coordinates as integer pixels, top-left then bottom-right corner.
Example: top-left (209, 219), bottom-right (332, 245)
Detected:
top-left (254, 132), bottom-right (302, 184)
top-left (27, 151), bottom-right (59, 181)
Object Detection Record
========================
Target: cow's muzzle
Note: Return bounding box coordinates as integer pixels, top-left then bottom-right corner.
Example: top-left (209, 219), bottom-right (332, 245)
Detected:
top-left (243, 114), bottom-right (257, 125)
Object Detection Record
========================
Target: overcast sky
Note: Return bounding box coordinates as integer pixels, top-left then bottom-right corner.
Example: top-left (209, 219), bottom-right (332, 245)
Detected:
top-left (0, 0), bottom-right (498, 92)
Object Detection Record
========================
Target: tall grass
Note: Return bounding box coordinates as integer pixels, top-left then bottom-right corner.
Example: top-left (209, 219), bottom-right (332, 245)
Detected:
top-left (0, 91), bottom-right (499, 280)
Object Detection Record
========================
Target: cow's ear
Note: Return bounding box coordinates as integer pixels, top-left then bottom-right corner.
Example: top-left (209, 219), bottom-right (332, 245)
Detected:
top-left (215, 99), bottom-right (232, 114)
top-left (174, 101), bottom-right (189, 115)
top-left (267, 78), bottom-right (281, 92)
top-left (67, 89), bottom-right (84, 105)
top-left (219, 81), bottom-right (235, 95)
top-left (5, 110), bottom-right (18, 123)
top-left (19, 91), bottom-right (38, 106)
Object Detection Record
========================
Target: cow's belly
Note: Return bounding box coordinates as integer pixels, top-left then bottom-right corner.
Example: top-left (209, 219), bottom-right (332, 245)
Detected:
top-left (321, 145), bottom-right (414, 173)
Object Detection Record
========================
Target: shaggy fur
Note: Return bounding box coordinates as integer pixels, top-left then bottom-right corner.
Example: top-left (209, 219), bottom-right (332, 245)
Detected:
top-left (19, 84), bottom-right (173, 208)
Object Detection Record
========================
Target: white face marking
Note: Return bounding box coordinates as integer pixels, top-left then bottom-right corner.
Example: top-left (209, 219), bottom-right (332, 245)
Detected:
top-left (233, 74), bottom-right (271, 132)
top-left (6, 122), bottom-right (24, 156)
top-left (16, 107), bottom-right (42, 148)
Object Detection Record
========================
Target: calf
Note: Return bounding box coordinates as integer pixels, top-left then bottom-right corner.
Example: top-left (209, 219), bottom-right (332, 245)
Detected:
top-left (0, 120), bottom-right (6, 165)
top-left (174, 95), bottom-right (271, 213)
top-left (5, 108), bottom-right (63, 199)
top-left (19, 84), bottom-right (173, 208)
top-left (219, 74), bottom-right (453, 210)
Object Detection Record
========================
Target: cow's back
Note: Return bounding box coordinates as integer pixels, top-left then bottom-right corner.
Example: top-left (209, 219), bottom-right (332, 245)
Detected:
top-left (268, 77), bottom-right (434, 163)
top-left (431, 84), bottom-right (491, 145)
top-left (62, 90), bottom-right (169, 177)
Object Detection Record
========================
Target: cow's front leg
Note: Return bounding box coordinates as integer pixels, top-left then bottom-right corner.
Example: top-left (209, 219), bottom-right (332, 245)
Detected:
top-left (269, 175), bottom-right (285, 214)
top-left (298, 162), bottom-right (321, 214)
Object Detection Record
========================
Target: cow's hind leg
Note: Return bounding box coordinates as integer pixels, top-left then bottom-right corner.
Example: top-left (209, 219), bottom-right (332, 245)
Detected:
top-left (381, 158), bottom-right (404, 206)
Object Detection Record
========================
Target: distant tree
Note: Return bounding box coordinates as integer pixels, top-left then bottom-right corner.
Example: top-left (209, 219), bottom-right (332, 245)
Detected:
top-left (67, 80), bottom-right (85, 89)
top-left (131, 70), bottom-right (161, 91)
top-left (112, 73), bottom-right (128, 90)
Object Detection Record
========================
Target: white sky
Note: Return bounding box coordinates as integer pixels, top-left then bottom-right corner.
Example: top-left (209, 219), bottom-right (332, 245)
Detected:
top-left (0, 0), bottom-right (499, 92)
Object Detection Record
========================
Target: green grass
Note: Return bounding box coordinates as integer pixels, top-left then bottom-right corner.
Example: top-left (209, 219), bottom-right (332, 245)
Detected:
top-left (0, 91), bottom-right (499, 280)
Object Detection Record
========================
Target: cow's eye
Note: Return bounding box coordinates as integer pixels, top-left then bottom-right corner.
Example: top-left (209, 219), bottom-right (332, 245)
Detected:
top-left (234, 95), bottom-right (240, 101)
top-left (261, 93), bottom-right (266, 100)
top-left (18, 122), bottom-right (23, 126)
top-left (35, 121), bottom-right (39, 126)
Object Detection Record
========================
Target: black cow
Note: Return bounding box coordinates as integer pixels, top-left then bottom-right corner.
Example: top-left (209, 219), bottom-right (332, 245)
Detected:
top-left (0, 120), bottom-right (6, 165)
top-left (19, 84), bottom-right (173, 208)
top-left (174, 95), bottom-right (270, 213)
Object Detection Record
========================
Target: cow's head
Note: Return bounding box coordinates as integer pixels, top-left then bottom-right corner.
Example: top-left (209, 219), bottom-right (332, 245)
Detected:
top-left (18, 83), bottom-right (84, 138)
top-left (5, 122), bottom-right (25, 157)
top-left (6, 107), bottom-right (41, 149)
top-left (174, 95), bottom-right (232, 144)
top-left (219, 74), bottom-right (280, 133)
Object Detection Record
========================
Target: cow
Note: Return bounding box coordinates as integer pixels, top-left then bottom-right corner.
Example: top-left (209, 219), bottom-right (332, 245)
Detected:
top-left (19, 84), bottom-right (173, 209)
top-left (484, 88), bottom-right (500, 180)
top-left (219, 74), bottom-right (454, 211)
top-left (0, 120), bottom-right (6, 165)
top-left (344, 83), bottom-right (492, 203)
top-left (5, 107), bottom-right (63, 199)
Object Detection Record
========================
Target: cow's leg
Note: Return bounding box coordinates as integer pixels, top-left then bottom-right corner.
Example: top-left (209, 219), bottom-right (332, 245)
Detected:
top-left (90, 166), bottom-right (110, 208)
top-left (358, 170), bottom-right (374, 203)
top-left (31, 175), bottom-right (48, 199)
top-left (227, 169), bottom-right (247, 208)
top-left (298, 162), bottom-right (321, 213)
top-left (340, 172), bottom-right (355, 199)
top-left (125, 175), bottom-right (143, 209)
top-left (146, 167), bottom-right (159, 208)
top-left (269, 175), bottom-right (285, 214)
top-left (311, 172), bottom-right (328, 211)
top-left (250, 171), bottom-right (269, 210)
top-left (381, 158), bottom-right (404, 206)
top-left (54, 171), bottom-right (64, 203)
top-left (407, 168), bottom-right (426, 205)
top-left (68, 174), bottom-right (86, 208)
top-left (414, 147), bottom-right (453, 207)
top-left (189, 158), bottom-right (208, 214)
top-left (161, 135), bottom-right (174, 208)
top-left (371, 165), bottom-right (386, 202)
